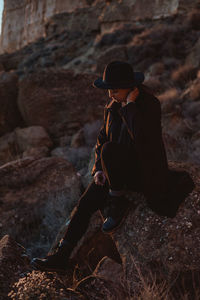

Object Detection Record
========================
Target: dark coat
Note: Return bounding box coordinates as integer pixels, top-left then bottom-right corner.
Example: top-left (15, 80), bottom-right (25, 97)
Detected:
top-left (92, 85), bottom-right (194, 217)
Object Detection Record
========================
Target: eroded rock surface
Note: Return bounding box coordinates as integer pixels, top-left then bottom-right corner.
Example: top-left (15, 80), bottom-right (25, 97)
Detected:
top-left (0, 156), bottom-right (82, 257)
top-left (18, 69), bottom-right (105, 140)
top-left (112, 161), bottom-right (200, 296)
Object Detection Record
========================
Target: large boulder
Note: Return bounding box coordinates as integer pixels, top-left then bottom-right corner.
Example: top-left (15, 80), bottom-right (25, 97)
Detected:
top-left (0, 126), bottom-right (53, 166)
top-left (17, 69), bottom-right (105, 141)
top-left (112, 160), bottom-right (199, 297)
top-left (15, 126), bottom-right (53, 152)
top-left (0, 156), bottom-right (82, 257)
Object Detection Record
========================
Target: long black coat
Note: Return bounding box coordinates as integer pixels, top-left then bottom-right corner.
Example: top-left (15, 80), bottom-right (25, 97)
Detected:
top-left (92, 85), bottom-right (194, 217)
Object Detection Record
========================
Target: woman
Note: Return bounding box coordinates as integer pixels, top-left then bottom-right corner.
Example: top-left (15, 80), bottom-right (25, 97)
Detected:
top-left (31, 61), bottom-right (169, 272)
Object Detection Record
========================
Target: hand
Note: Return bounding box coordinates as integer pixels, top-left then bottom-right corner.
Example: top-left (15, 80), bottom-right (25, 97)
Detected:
top-left (94, 171), bottom-right (106, 186)
top-left (126, 88), bottom-right (139, 104)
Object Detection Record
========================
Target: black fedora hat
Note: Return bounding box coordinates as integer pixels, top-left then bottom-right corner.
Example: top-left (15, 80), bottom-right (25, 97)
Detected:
top-left (93, 61), bottom-right (145, 89)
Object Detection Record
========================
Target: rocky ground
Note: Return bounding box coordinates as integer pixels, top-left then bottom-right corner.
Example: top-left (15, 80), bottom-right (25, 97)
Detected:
top-left (0, 0), bottom-right (200, 299)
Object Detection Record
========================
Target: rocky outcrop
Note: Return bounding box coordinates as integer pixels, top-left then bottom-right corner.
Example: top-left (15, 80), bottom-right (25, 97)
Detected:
top-left (0, 0), bottom-right (88, 54)
top-left (1, 0), bottom-right (199, 54)
top-left (17, 69), bottom-right (105, 140)
top-left (0, 156), bottom-right (82, 257)
top-left (0, 126), bottom-right (52, 166)
top-left (2, 160), bottom-right (199, 299)
top-left (111, 160), bottom-right (199, 297)
top-left (0, 235), bottom-right (30, 300)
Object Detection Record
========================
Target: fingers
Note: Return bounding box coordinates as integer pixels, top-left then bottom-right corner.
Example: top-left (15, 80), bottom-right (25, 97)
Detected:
top-left (94, 172), bottom-right (106, 186)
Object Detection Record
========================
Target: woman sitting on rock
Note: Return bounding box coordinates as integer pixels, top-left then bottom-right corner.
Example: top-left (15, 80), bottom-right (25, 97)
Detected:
top-left (31, 61), bottom-right (170, 272)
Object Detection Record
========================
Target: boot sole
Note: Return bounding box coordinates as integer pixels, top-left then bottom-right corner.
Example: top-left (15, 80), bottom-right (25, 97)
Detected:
top-left (102, 203), bottom-right (130, 234)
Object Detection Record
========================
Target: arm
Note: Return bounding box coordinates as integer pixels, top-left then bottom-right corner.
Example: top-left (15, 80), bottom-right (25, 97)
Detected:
top-left (91, 107), bottom-right (108, 176)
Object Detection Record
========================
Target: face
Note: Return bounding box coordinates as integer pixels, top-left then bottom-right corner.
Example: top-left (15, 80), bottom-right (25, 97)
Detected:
top-left (108, 88), bottom-right (132, 103)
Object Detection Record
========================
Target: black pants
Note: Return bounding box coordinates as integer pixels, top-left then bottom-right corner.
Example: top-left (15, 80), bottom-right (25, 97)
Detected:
top-left (63, 141), bottom-right (143, 245)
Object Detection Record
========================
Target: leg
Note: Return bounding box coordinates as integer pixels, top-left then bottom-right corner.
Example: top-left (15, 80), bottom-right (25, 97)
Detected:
top-left (101, 141), bottom-right (142, 192)
top-left (31, 179), bottom-right (109, 272)
top-left (100, 141), bottom-right (143, 233)
top-left (62, 179), bottom-right (109, 245)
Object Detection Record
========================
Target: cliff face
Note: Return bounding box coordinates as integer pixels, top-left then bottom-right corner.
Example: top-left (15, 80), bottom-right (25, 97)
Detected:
top-left (0, 0), bottom-right (88, 53)
top-left (0, 0), bottom-right (199, 54)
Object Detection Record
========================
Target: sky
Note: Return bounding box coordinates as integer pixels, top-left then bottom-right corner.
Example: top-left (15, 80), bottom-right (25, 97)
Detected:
top-left (0, 0), bottom-right (3, 34)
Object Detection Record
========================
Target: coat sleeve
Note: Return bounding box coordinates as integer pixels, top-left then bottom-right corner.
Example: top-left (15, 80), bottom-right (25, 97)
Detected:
top-left (91, 107), bottom-right (108, 176)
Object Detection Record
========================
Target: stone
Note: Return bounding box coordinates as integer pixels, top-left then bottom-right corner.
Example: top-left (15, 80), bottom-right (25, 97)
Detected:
top-left (22, 146), bottom-right (50, 159)
top-left (15, 126), bottom-right (53, 152)
top-left (0, 132), bottom-right (19, 166)
top-left (83, 120), bottom-right (102, 147)
top-left (17, 69), bottom-right (105, 140)
top-left (95, 45), bottom-right (127, 74)
top-left (112, 161), bottom-right (199, 297)
top-left (0, 156), bottom-right (82, 257)
top-left (71, 129), bottom-right (85, 148)
top-left (0, 0), bottom-right (89, 53)
top-left (186, 37), bottom-right (200, 69)
top-left (51, 146), bottom-right (91, 170)
top-left (0, 235), bottom-right (30, 299)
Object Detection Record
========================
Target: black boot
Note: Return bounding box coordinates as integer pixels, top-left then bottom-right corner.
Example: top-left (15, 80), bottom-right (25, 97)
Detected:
top-left (102, 195), bottom-right (130, 234)
top-left (31, 239), bottom-right (74, 272)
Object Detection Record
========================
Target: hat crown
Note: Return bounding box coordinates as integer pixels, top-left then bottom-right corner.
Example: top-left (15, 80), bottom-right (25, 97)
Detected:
top-left (93, 60), bottom-right (144, 89)
top-left (103, 61), bottom-right (135, 85)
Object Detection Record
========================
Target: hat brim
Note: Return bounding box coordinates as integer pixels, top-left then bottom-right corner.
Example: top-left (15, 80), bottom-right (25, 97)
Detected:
top-left (93, 72), bottom-right (145, 89)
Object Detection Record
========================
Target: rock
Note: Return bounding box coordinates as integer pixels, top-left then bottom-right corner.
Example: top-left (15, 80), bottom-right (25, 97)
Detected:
top-left (0, 126), bottom-right (53, 166)
top-left (0, 0), bottom-right (89, 53)
top-left (49, 210), bottom-right (121, 279)
top-left (159, 88), bottom-right (180, 114)
top-left (146, 62), bottom-right (165, 78)
top-left (187, 8), bottom-right (200, 30)
top-left (71, 129), bottom-right (85, 148)
top-left (186, 37), bottom-right (200, 68)
top-left (0, 72), bottom-right (23, 136)
top-left (162, 112), bottom-right (195, 139)
top-left (183, 100), bottom-right (200, 119)
top-left (93, 256), bottom-right (125, 285)
top-left (2, 0), bottom-right (197, 55)
top-left (112, 161), bottom-right (199, 297)
top-left (75, 256), bottom-right (128, 300)
top-left (0, 132), bottom-right (19, 166)
top-left (171, 64), bottom-right (198, 87)
top-left (83, 120), bottom-right (102, 147)
top-left (0, 235), bottom-right (30, 299)
top-left (51, 146), bottom-right (91, 171)
top-left (45, 6), bottom-right (101, 37)
top-left (0, 156), bottom-right (82, 257)
top-left (189, 78), bottom-right (200, 101)
top-left (18, 69), bottom-right (105, 140)
top-left (9, 270), bottom-right (85, 300)
top-left (76, 274), bottom-right (128, 300)
top-left (15, 126), bottom-right (53, 152)
top-left (95, 45), bottom-right (127, 74)
top-left (22, 146), bottom-right (50, 159)
top-left (59, 134), bottom-right (72, 147)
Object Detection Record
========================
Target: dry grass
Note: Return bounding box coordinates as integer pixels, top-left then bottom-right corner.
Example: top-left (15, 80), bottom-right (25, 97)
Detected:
top-left (124, 255), bottom-right (200, 300)
top-left (171, 64), bottom-right (197, 88)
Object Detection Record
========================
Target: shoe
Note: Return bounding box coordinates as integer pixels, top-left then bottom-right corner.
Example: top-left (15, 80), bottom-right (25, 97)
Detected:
top-left (102, 195), bottom-right (130, 234)
top-left (31, 239), bottom-right (74, 273)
